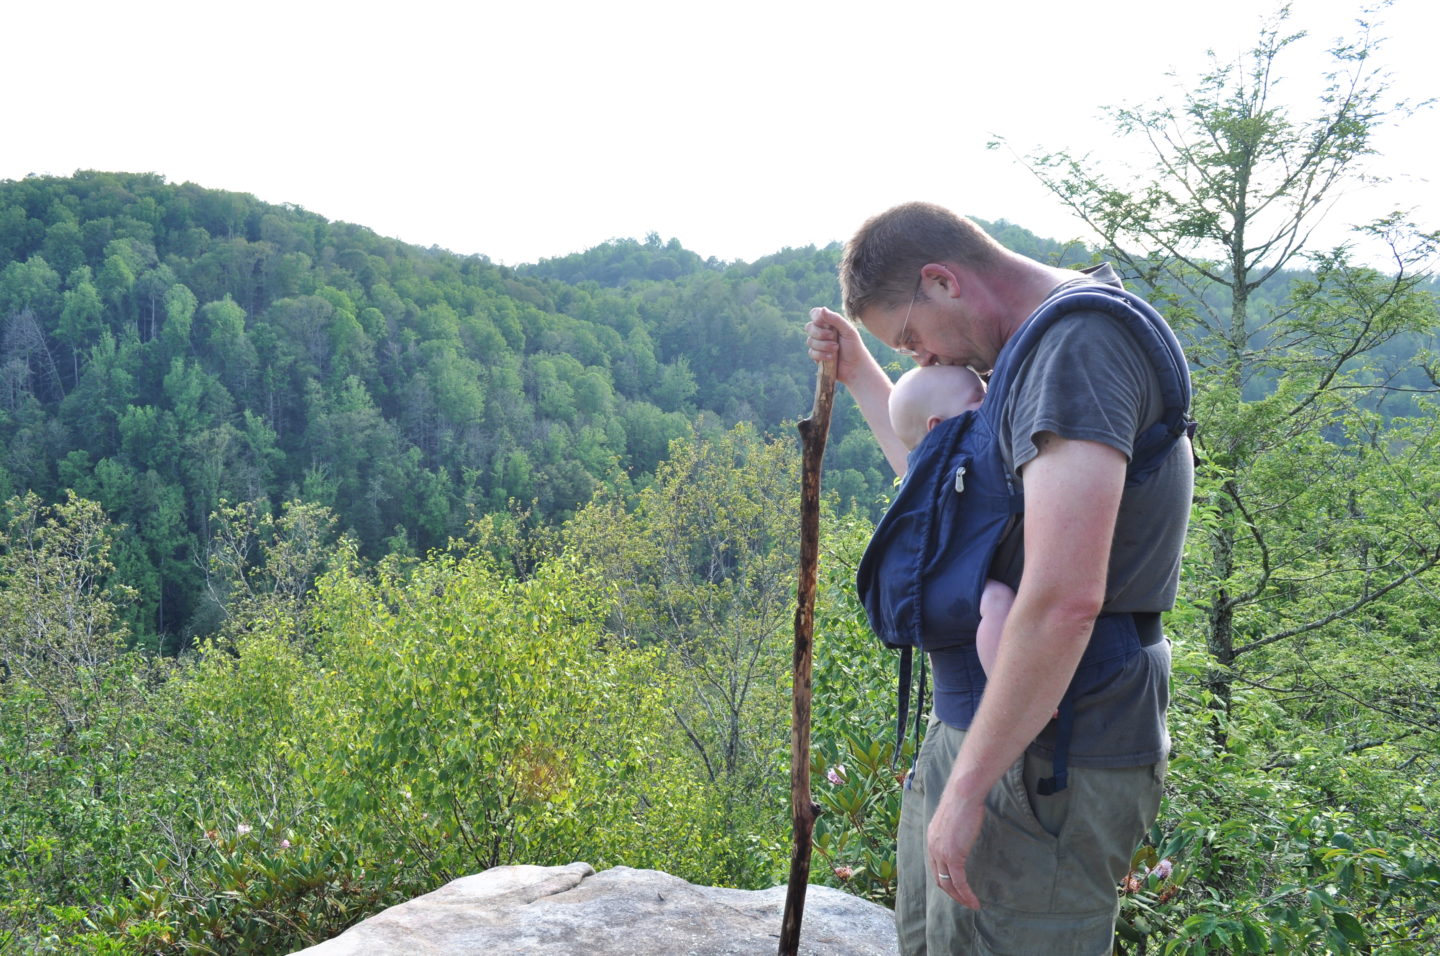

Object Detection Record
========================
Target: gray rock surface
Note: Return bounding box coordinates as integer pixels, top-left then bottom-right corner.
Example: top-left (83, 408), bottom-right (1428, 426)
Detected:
top-left (291, 862), bottom-right (899, 955)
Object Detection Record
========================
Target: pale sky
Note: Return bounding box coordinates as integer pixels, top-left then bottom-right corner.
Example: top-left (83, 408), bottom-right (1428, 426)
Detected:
top-left (7, 0), bottom-right (1437, 268)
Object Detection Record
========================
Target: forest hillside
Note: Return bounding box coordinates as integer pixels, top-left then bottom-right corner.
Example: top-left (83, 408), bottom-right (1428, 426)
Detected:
top-left (0, 170), bottom-right (878, 652)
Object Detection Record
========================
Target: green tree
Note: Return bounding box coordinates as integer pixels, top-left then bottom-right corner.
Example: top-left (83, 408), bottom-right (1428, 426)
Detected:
top-left (160, 280), bottom-right (197, 356)
top-left (1009, 9), bottom-right (1440, 949)
top-left (194, 295), bottom-right (257, 396)
top-left (40, 219), bottom-right (86, 278)
top-left (135, 264), bottom-right (179, 341)
top-left (95, 240), bottom-right (142, 328)
top-left (2, 170), bottom-right (877, 653)
top-left (58, 268), bottom-right (104, 384)
top-left (0, 255), bottom-right (62, 323)
top-left (564, 423), bottom-right (799, 881)
top-left (200, 498), bottom-right (344, 646)
top-left (0, 493), bottom-right (166, 948)
top-left (58, 330), bottom-right (138, 455)
top-left (1013, 4), bottom-right (1440, 732)
top-left (0, 492), bottom-right (134, 728)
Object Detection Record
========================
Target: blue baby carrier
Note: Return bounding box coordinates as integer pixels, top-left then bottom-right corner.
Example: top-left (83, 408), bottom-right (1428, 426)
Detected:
top-left (855, 283), bottom-right (1192, 793)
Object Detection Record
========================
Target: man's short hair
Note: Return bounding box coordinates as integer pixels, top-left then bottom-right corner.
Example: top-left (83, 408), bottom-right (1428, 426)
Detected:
top-left (839, 202), bottom-right (1003, 322)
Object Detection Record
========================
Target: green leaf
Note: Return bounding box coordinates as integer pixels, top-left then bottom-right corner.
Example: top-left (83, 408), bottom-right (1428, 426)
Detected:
top-left (1332, 911), bottom-right (1366, 944)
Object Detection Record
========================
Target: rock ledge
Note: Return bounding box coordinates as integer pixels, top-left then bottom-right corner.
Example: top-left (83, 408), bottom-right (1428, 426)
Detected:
top-left (291, 862), bottom-right (898, 955)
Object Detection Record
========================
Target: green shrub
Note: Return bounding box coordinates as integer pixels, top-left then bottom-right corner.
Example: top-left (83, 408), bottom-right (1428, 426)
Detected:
top-left (50, 822), bottom-right (413, 955)
top-left (298, 550), bottom-right (723, 883)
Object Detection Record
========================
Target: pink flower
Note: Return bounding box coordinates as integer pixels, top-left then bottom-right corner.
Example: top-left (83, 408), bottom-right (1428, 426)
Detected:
top-left (236, 824), bottom-right (253, 836)
top-left (1150, 858), bottom-right (1173, 881)
top-left (279, 839), bottom-right (292, 849)
top-left (826, 765), bottom-right (846, 786)
top-left (834, 866), bottom-right (854, 880)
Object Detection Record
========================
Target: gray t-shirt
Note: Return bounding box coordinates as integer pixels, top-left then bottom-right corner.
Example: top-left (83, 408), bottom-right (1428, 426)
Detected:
top-left (931, 266), bottom-right (1193, 767)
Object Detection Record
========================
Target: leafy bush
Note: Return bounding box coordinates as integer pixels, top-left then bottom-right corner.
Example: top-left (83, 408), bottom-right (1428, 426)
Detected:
top-left (1110, 631), bottom-right (1440, 954)
top-left (297, 550), bottom-right (725, 884)
top-left (79, 823), bottom-right (414, 955)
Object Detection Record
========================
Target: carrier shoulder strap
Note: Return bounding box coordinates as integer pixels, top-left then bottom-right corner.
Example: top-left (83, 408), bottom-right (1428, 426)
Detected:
top-left (980, 284), bottom-right (1192, 483)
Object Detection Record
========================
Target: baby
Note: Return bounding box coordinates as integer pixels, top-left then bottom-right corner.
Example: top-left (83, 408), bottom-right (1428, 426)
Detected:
top-left (888, 365), bottom-right (1017, 686)
top-left (888, 364), bottom-right (986, 453)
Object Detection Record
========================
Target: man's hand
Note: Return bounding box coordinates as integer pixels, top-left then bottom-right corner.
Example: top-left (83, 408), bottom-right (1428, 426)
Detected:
top-left (926, 789), bottom-right (985, 908)
top-left (805, 307), bottom-right (868, 387)
top-left (804, 306), bottom-right (911, 474)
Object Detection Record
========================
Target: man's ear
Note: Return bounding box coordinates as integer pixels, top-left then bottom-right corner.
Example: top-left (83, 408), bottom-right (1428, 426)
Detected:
top-left (925, 414), bottom-right (945, 433)
top-left (921, 262), bottom-right (963, 298)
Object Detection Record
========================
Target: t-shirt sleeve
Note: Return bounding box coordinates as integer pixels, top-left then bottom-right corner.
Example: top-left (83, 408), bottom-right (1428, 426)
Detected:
top-left (1002, 311), bottom-right (1157, 475)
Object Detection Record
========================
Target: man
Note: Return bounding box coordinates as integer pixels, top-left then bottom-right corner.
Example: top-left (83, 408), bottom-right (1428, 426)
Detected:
top-left (805, 202), bottom-right (1192, 954)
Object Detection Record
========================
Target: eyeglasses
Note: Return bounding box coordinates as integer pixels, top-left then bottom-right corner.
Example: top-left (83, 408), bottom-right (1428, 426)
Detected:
top-left (893, 274), bottom-right (922, 357)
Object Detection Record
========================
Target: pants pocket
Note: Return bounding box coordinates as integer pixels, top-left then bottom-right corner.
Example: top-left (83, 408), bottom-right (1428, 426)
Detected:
top-left (967, 755), bottom-right (1061, 912)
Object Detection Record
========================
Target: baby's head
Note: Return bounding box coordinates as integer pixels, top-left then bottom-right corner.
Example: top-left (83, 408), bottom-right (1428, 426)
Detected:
top-left (889, 364), bottom-right (986, 450)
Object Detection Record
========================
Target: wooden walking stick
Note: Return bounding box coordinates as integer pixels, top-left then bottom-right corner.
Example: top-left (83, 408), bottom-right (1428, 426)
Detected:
top-left (778, 357), bottom-right (837, 956)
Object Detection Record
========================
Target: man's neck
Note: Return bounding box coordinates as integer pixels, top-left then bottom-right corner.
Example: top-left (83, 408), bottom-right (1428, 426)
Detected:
top-left (990, 254), bottom-right (1084, 341)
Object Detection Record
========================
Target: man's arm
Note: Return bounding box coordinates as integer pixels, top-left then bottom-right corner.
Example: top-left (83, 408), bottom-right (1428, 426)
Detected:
top-left (925, 432), bottom-right (1127, 908)
top-left (806, 306), bottom-right (909, 475)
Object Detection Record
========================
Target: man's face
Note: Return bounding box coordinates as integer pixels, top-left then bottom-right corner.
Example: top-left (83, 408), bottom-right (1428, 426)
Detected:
top-left (864, 293), bottom-right (994, 373)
